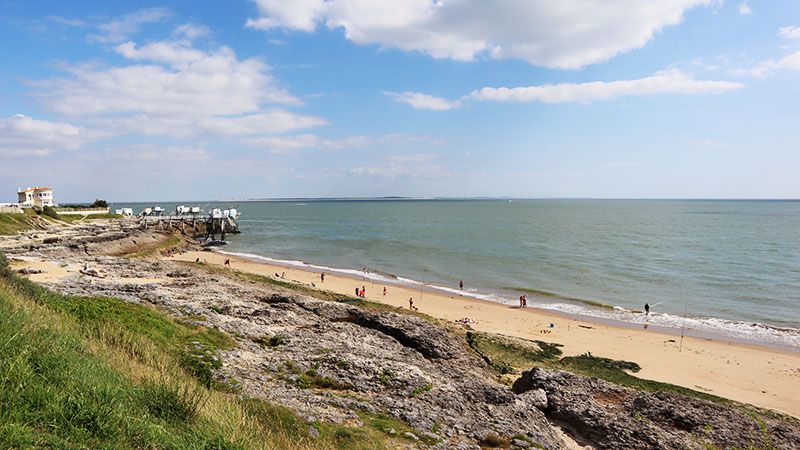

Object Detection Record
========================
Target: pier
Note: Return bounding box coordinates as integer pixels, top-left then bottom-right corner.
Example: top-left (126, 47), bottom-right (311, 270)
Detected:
top-left (137, 206), bottom-right (240, 241)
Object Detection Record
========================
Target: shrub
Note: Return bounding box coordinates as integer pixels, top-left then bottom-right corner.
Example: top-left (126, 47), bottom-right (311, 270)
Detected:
top-left (40, 206), bottom-right (61, 220)
top-left (479, 434), bottom-right (510, 448)
top-left (91, 199), bottom-right (108, 208)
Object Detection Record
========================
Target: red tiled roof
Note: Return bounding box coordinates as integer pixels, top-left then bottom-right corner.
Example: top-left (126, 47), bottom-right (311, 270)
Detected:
top-left (18, 186), bottom-right (52, 192)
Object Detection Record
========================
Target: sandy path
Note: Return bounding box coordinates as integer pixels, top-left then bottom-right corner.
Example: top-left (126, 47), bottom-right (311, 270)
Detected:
top-left (171, 250), bottom-right (800, 418)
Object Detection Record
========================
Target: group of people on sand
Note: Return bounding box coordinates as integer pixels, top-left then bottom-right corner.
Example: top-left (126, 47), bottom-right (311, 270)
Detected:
top-left (355, 285), bottom-right (366, 298)
top-left (455, 317), bottom-right (477, 324)
top-left (408, 297), bottom-right (418, 311)
top-left (165, 248), bottom-right (185, 258)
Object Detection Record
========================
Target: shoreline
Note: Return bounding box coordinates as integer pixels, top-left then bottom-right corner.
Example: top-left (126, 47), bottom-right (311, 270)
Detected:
top-left (170, 248), bottom-right (800, 418)
top-left (214, 248), bottom-right (800, 353)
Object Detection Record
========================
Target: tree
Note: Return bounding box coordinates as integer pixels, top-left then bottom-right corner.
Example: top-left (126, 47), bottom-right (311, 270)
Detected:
top-left (91, 199), bottom-right (108, 208)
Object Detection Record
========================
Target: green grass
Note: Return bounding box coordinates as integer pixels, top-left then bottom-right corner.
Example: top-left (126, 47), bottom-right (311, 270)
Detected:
top-left (126, 236), bottom-right (182, 258)
top-left (59, 214), bottom-right (88, 224)
top-left (86, 213), bottom-right (124, 219)
top-left (0, 213), bottom-right (48, 235)
top-left (0, 251), bottom-right (434, 449)
top-left (466, 331), bottom-right (733, 405)
top-left (59, 213), bottom-right (123, 224)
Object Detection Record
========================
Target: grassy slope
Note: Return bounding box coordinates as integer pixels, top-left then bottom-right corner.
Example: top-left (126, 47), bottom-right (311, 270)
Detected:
top-left (60, 213), bottom-right (124, 224)
top-left (0, 252), bottom-right (420, 449)
top-left (0, 213), bottom-right (49, 235)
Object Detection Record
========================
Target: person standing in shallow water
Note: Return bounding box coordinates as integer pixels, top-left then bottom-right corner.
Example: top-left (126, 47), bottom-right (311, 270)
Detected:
top-left (644, 302), bottom-right (650, 316)
top-left (459, 280), bottom-right (464, 291)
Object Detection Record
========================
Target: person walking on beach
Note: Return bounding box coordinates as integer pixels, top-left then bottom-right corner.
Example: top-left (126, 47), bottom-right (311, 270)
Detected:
top-left (519, 295), bottom-right (524, 308)
top-left (355, 287), bottom-right (359, 297)
top-left (321, 272), bottom-right (325, 283)
top-left (522, 294), bottom-right (527, 308)
top-left (383, 286), bottom-right (386, 296)
top-left (644, 302), bottom-right (650, 316)
top-left (224, 258), bottom-right (230, 266)
top-left (409, 297), bottom-right (417, 311)
top-left (459, 280), bottom-right (464, 291)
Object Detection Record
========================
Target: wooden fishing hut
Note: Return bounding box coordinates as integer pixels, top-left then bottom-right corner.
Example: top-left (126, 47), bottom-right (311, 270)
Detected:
top-left (138, 206), bottom-right (240, 240)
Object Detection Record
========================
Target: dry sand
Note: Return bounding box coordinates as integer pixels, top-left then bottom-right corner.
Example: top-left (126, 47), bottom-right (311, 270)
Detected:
top-left (9, 260), bottom-right (165, 284)
top-left (171, 250), bottom-right (800, 418)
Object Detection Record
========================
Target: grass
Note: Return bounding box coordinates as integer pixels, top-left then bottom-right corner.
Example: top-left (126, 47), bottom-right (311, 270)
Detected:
top-left (0, 251), bottom-right (434, 449)
top-left (466, 331), bottom-right (735, 405)
top-left (126, 236), bottom-right (182, 258)
top-left (56, 213), bottom-right (123, 224)
top-left (0, 212), bottom-right (48, 235)
top-left (59, 214), bottom-right (88, 224)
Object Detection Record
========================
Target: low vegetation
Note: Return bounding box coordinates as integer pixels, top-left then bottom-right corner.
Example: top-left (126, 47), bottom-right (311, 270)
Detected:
top-left (125, 236), bottom-right (182, 258)
top-left (0, 213), bottom-right (38, 235)
top-left (466, 331), bottom-right (732, 405)
top-left (0, 252), bottom-right (427, 449)
top-left (60, 213), bottom-right (123, 224)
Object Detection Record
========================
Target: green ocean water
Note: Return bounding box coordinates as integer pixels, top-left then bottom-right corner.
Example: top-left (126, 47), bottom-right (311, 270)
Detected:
top-left (118, 199), bottom-right (800, 348)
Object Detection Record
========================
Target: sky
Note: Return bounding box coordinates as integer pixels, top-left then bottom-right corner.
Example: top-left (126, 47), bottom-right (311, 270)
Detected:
top-left (1, 0), bottom-right (799, 202)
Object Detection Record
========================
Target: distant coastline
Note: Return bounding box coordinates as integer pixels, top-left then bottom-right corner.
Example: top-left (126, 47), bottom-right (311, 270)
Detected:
top-left (108, 197), bottom-right (800, 205)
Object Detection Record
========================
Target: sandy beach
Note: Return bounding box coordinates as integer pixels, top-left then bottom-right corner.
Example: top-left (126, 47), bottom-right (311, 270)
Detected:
top-left (171, 250), bottom-right (800, 418)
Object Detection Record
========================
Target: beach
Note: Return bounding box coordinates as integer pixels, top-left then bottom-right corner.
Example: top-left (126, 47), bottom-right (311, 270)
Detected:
top-left (173, 249), bottom-right (800, 418)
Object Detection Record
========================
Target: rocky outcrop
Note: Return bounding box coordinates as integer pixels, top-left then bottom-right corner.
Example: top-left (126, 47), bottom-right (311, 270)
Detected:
top-left (513, 367), bottom-right (800, 449)
top-left (4, 231), bottom-right (569, 449)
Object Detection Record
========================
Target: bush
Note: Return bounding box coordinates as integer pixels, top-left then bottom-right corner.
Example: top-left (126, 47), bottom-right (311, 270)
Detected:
top-left (91, 199), bottom-right (108, 208)
top-left (479, 434), bottom-right (510, 448)
top-left (40, 206), bottom-right (61, 220)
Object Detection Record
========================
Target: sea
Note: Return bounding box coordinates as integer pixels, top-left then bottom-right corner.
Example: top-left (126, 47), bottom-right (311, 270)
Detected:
top-left (116, 199), bottom-right (800, 350)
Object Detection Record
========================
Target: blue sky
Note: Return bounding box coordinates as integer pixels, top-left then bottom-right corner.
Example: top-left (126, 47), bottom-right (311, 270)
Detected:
top-left (1, 0), bottom-right (799, 202)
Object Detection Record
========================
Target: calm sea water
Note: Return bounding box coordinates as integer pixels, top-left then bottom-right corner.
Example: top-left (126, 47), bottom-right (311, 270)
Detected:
top-left (117, 199), bottom-right (800, 349)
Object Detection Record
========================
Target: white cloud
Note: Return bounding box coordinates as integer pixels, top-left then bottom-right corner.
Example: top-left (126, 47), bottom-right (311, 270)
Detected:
top-left (114, 40), bottom-right (207, 66)
top-left (33, 34), bottom-right (314, 139)
top-left (727, 26), bottom-right (800, 77)
top-left (26, 25), bottom-right (329, 145)
top-left (200, 111), bottom-right (328, 136)
top-left (384, 91), bottom-right (462, 111)
top-left (729, 50), bottom-right (800, 77)
top-left (390, 70), bottom-right (743, 110)
top-left (738, 2), bottom-right (752, 15)
top-left (242, 133), bottom-right (442, 153)
top-left (348, 164), bottom-right (450, 179)
top-left (88, 7), bottom-right (171, 43)
top-left (247, 0), bottom-right (712, 69)
top-left (174, 23), bottom-right (211, 40)
top-left (471, 69), bottom-right (742, 102)
top-left (93, 111), bottom-right (327, 139)
top-left (779, 26), bottom-right (800, 40)
top-left (0, 114), bottom-right (94, 157)
top-left (44, 15), bottom-right (87, 27)
top-left (94, 144), bottom-right (214, 162)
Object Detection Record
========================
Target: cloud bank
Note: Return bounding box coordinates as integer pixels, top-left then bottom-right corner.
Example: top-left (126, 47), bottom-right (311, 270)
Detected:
top-left (247, 0), bottom-right (712, 68)
top-left (0, 114), bottom-right (96, 157)
top-left (386, 69), bottom-right (744, 110)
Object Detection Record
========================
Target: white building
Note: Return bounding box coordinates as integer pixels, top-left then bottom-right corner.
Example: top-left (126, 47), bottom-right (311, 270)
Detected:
top-left (18, 186), bottom-right (54, 207)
